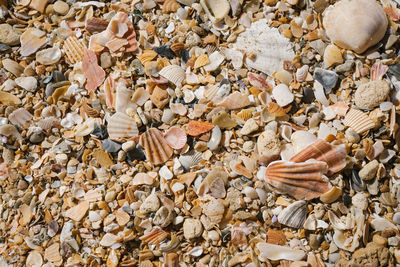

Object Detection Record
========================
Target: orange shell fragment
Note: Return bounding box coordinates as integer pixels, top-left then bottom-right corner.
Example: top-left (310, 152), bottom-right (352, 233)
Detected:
top-left (186, 121), bottom-right (214, 136)
top-left (82, 49), bottom-right (106, 92)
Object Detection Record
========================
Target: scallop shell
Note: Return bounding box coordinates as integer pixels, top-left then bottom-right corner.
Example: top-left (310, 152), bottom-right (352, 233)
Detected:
top-left (267, 102), bottom-right (291, 117)
top-left (290, 139), bottom-right (347, 176)
top-left (277, 200), bottom-right (307, 228)
top-left (232, 109), bottom-right (252, 122)
top-left (343, 108), bottom-right (375, 134)
top-left (63, 36), bottom-right (86, 64)
top-left (159, 65), bottom-right (185, 87)
top-left (139, 227), bottom-right (169, 244)
top-left (8, 108), bottom-right (33, 128)
top-left (164, 126), bottom-right (187, 150)
top-left (296, 65), bottom-right (309, 83)
top-left (264, 160), bottom-right (330, 200)
top-left (186, 120), bottom-right (214, 136)
top-left (162, 0), bottom-right (181, 13)
top-left (107, 112), bottom-right (139, 139)
top-left (0, 91), bottom-right (21, 106)
top-left (178, 150), bottom-right (202, 170)
top-left (200, 0), bottom-right (230, 22)
top-left (140, 128), bottom-right (174, 165)
top-left (170, 42), bottom-right (185, 55)
top-left (216, 92), bottom-right (250, 110)
top-left (138, 50), bottom-right (158, 65)
top-left (370, 61), bottom-right (388, 81)
top-left (233, 19), bottom-right (294, 76)
top-left (37, 117), bottom-right (60, 131)
top-left (323, 0), bottom-right (387, 54)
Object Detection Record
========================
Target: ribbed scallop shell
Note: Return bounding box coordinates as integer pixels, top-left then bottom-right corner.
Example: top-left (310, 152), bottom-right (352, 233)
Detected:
top-left (37, 117), bottom-right (60, 131)
top-left (171, 42), bottom-right (185, 55)
top-left (178, 150), bottom-right (202, 170)
top-left (138, 50), bottom-right (158, 65)
top-left (63, 36), bottom-right (86, 64)
top-left (265, 160), bottom-right (330, 200)
top-left (107, 112), bottom-right (139, 139)
top-left (277, 200), bottom-right (307, 229)
top-left (290, 139), bottom-right (347, 176)
top-left (164, 126), bottom-right (187, 150)
top-left (343, 108), bottom-right (375, 134)
top-left (140, 128), bottom-right (174, 165)
top-left (139, 227), bottom-right (169, 244)
top-left (233, 109), bottom-right (252, 121)
top-left (159, 65), bottom-right (185, 87)
top-left (8, 108), bottom-right (33, 128)
top-left (162, 0), bottom-right (181, 13)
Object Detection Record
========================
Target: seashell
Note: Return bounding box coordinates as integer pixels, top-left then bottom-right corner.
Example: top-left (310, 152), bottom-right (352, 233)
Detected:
top-left (171, 42), bottom-right (185, 56)
top-left (165, 253), bottom-right (179, 267)
top-left (290, 131), bottom-right (316, 154)
top-left (207, 125), bottom-right (221, 150)
top-left (0, 91), bottom-right (21, 106)
top-left (290, 139), bottom-right (347, 176)
top-left (80, 99), bottom-right (100, 118)
top-left (370, 61), bottom-right (388, 81)
top-left (65, 200), bottom-right (89, 221)
top-left (159, 65), bottom-right (185, 87)
top-left (267, 102), bottom-right (291, 117)
top-left (248, 72), bottom-right (270, 91)
top-left (120, 259), bottom-right (137, 267)
top-left (201, 195), bottom-right (225, 224)
top-left (264, 160), bottom-right (330, 200)
top-left (164, 126), bottom-right (187, 150)
top-left (170, 103), bottom-right (187, 116)
top-left (2, 59), bottom-right (24, 77)
top-left (85, 17), bottom-right (109, 33)
top-left (178, 150), bottom-right (202, 170)
top-left (233, 19), bottom-right (294, 76)
top-left (132, 173), bottom-right (155, 186)
top-left (256, 242), bottom-right (306, 261)
top-left (115, 82), bottom-right (136, 113)
top-left (224, 48), bottom-right (243, 69)
top-left (333, 208), bottom-right (365, 252)
top-left (132, 87), bottom-right (150, 106)
top-left (160, 234), bottom-right (180, 253)
top-left (107, 112), bottom-right (139, 139)
top-left (233, 109), bottom-right (252, 122)
top-left (279, 125), bottom-right (292, 142)
top-left (20, 28), bottom-right (46, 57)
top-left (330, 101), bottom-right (349, 117)
top-left (384, 5), bottom-right (400, 21)
top-left (26, 251), bottom-right (43, 267)
top-left (216, 92), bottom-right (250, 110)
top-left (194, 54), bottom-right (210, 69)
top-left (272, 84), bottom-right (294, 107)
top-left (15, 77), bottom-right (37, 92)
top-left (138, 50), bottom-right (158, 65)
top-left (323, 0), bottom-right (388, 54)
top-left (350, 170), bottom-right (365, 192)
top-left (63, 36), bottom-right (86, 64)
top-left (204, 51), bottom-right (225, 72)
top-left (162, 0), bottom-right (181, 13)
top-left (343, 108), bottom-right (375, 134)
top-left (320, 186), bottom-right (342, 203)
top-left (83, 49), bottom-right (106, 92)
top-left (44, 243), bottom-right (62, 264)
top-left (200, 0), bottom-right (230, 22)
top-left (257, 130), bottom-right (281, 165)
top-left (296, 65), bottom-right (309, 83)
top-left (37, 117), bottom-right (60, 131)
top-left (36, 47), bottom-right (62, 65)
top-left (277, 200), bottom-right (307, 228)
top-left (153, 206), bottom-right (173, 228)
top-left (8, 108), bottom-right (33, 129)
top-left (0, 124), bottom-right (21, 139)
top-left (139, 227), bottom-right (169, 244)
top-left (186, 120), bottom-right (214, 136)
top-left (140, 128), bottom-right (174, 165)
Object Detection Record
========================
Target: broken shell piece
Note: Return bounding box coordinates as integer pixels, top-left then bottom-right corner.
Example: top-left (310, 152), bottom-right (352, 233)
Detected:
top-left (194, 54), bottom-right (210, 69)
top-left (264, 160), bottom-right (330, 200)
top-left (0, 124), bottom-right (21, 139)
top-left (164, 126), bottom-right (187, 150)
top-left (320, 186), bottom-right (342, 203)
top-left (272, 84), bottom-right (294, 107)
top-left (207, 125), bottom-right (221, 150)
top-left (82, 49), bottom-right (106, 92)
top-left (140, 128), bottom-right (174, 165)
top-left (257, 130), bottom-right (281, 165)
top-left (204, 51), bottom-right (225, 72)
top-left (216, 92), bottom-right (250, 110)
top-left (63, 36), bottom-right (86, 64)
top-left (138, 50), bottom-right (158, 65)
top-left (0, 91), bottom-right (21, 106)
top-left (159, 65), bottom-right (185, 87)
top-left (200, 0), bottom-right (230, 22)
top-left (277, 200), bottom-right (307, 228)
top-left (291, 131), bottom-right (317, 154)
top-left (65, 201), bottom-right (89, 221)
top-left (107, 112), bottom-right (139, 139)
top-left (256, 242), bottom-right (306, 261)
top-left (186, 121), bottom-right (214, 136)
top-left (343, 108), bottom-right (375, 134)
top-left (8, 108), bottom-right (33, 128)
top-left (267, 102), bottom-right (291, 117)
top-left (162, 0), bottom-right (181, 13)
top-left (140, 228), bottom-right (169, 244)
top-left (36, 47), bottom-right (62, 65)
top-left (179, 150), bottom-right (202, 170)
top-left (370, 61), bottom-right (388, 81)
top-left (20, 28), bottom-right (46, 57)
top-left (15, 77), bottom-right (37, 92)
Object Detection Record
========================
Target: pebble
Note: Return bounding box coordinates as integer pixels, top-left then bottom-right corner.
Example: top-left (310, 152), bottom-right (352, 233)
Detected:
top-left (122, 141), bottom-right (136, 152)
top-left (309, 234), bottom-right (321, 250)
top-left (257, 130), bottom-right (281, 163)
top-left (313, 68), bottom-right (339, 93)
top-left (274, 70), bottom-right (293, 85)
top-left (139, 194), bottom-right (160, 214)
top-left (335, 60), bottom-right (354, 73)
top-left (385, 35), bottom-right (398, 50)
top-left (207, 230), bottom-right (220, 241)
top-left (100, 52), bottom-right (112, 69)
top-left (323, 44), bottom-right (343, 68)
top-left (344, 128), bottom-right (360, 143)
top-left (0, 24), bottom-right (20, 45)
top-left (183, 218), bottom-right (203, 239)
top-left (352, 192), bottom-right (368, 210)
top-left (102, 139), bottom-right (121, 153)
top-left (302, 87), bottom-right (315, 104)
top-left (388, 236), bottom-right (400, 247)
top-left (29, 133), bottom-right (44, 144)
top-left (15, 77), bottom-right (38, 92)
top-left (272, 84), bottom-right (294, 107)
top-left (104, 191), bottom-right (116, 202)
top-left (354, 80), bottom-right (390, 109)
top-left (393, 212), bottom-right (400, 224)
top-left (372, 235), bottom-right (387, 247)
top-left (239, 118), bottom-right (259, 135)
top-left (359, 160), bottom-right (379, 181)
top-left (53, 1), bottom-right (69, 15)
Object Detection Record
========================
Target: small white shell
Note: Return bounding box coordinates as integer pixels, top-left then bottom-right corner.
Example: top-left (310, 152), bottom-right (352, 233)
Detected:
top-left (207, 125), bottom-right (221, 150)
top-left (159, 65), bottom-right (185, 87)
top-left (179, 150), bottom-right (202, 170)
top-left (204, 51), bottom-right (225, 72)
top-left (107, 112), bottom-right (139, 139)
top-left (256, 243), bottom-right (306, 261)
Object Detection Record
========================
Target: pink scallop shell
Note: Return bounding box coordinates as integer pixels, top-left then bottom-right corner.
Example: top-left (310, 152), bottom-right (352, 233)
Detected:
top-left (164, 127), bottom-right (187, 150)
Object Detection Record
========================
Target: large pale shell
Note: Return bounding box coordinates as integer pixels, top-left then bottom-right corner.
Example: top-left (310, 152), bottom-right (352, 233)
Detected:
top-left (232, 19), bottom-right (295, 76)
top-left (343, 108), bottom-right (375, 134)
top-left (323, 0), bottom-right (388, 54)
top-left (159, 65), bottom-right (185, 87)
top-left (107, 112), bottom-right (139, 139)
top-left (200, 0), bottom-right (230, 22)
top-left (277, 200), bottom-right (307, 229)
top-left (256, 242), bottom-right (306, 261)
top-left (20, 28), bottom-right (46, 57)
top-left (0, 91), bottom-right (21, 106)
top-left (36, 47), bottom-right (62, 65)
top-left (164, 126), bottom-right (187, 150)
top-left (140, 128), bottom-right (174, 165)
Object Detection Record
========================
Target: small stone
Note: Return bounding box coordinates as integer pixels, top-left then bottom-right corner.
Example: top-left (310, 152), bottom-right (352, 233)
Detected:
top-left (151, 86), bottom-right (169, 109)
top-left (388, 236), bottom-right (400, 247)
top-left (352, 192), bottom-right (368, 210)
top-left (102, 139), bottom-right (121, 153)
top-left (100, 52), bottom-right (112, 69)
top-left (91, 124), bottom-right (108, 139)
top-left (240, 118), bottom-right (259, 135)
top-left (0, 24), bottom-right (20, 45)
top-left (309, 40), bottom-right (327, 56)
top-left (354, 80), bottom-right (390, 109)
top-left (139, 194), bottom-right (160, 214)
top-left (274, 70), bottom-right (293, 85)
top-left (359, 160), bottom-right (379, 181)
top-left (155, 45), bottom-right (175, 59)
top-left (15, 77), bottom-right (38, 92)
top-left (53, 1), bottom-right (69, 15)
top-left (345, 128), bottom-right (360, 143)
top-left (117, 150), bottom-right (126, 162)
top-left (272, 84), bottom-right (294, 107)
top-left (302, 87), bottom-right (315, 104)
top-left (183, 218), bottom-right (203, 239)
top-left (372, 235), bottom-right (387, 247)
top-left (126, 147), bottom-right (146, 161)
top-left (30, 132), bottom-right (44, 143)
top-left (393, 212), bottom-right (400, 224)
top-left (313, 68), bottom-right (339, 93)
top-left (386, 35), bottom-right (399, 50)
top-left (335, 60), bottom-right (354, 73)
top-left (122, 141), bottom-right (136, 152)
top-left (309, 234), bottom-right (321, 250)
top-left (323, 44), bottom-right (343, 68)
top-left (17, 179), bottom-right (28, 190)
top-left (65, 201), bottom-right (89, 221)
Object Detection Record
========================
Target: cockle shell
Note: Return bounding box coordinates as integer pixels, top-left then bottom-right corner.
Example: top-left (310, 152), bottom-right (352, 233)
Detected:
top-left (323, 0), bottom-right (388, 54)
top-left (178, 150), bottom-right (202, 170)
top-left (200, 0), bottom-right (230, 22)
top-left (82, 49), bottom-right (106, 92)
top-left (140, 128), bottom-right (174, 165)
top-left (343, 108), bottom-right (375, 134)
top-left (277, 200), bottom-right (307, 228)
top-left (290, 139), bottom-right (347, 176)
top-left (138, 50), bottom-right (158, 65)
top-left (264, 160), bottom-right (330, 200)
top-left (139, 228), bottom-right (169, 244)
top-left (63, 36), bottom-right (86, 64)
top-left (107, 112), bottom-right (139, 139)
top-left (162, 0), bottom-right (181, 13)
top-left (8, 108), bottom-right (33, 128)
top-left (256, 243), bottom-right (306, 261)
top-left (159, 65), bottom-right (185, 87)
top-left (233, 19), bottom-right (294, 76)
top-left (164, 126), bottom-right (187, 150)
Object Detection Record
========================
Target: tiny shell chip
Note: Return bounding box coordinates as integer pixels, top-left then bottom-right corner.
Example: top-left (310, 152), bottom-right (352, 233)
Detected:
top-left (248, 72), bottom-right (270, 91)
top-left (107, 112), bottom-right (139, 139)
top-left (0, 91), bottom-right (21, 106)
top-left (159, 65), bottom-right (185, 87)
top-left (82, 49), bottom-right (106, 92)
top-left (343, 108), bottom-right (375, 134)
top-left (20, 28), bottom-right (47, 57)
top-left (186, 121), bottom-right (214, 136)
top-left (64, 36), bottom-right (86, 64)
top-left (140, 128), bottom-right (174, 165)
top-left (164, 126), bottom-right (187, 149)
top-left (8, 108), bottom-right (33, 128)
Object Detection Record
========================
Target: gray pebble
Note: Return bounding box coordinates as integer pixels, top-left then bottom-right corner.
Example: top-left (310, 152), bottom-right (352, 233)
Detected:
top-left (314, 68), bottom-right (339, 94)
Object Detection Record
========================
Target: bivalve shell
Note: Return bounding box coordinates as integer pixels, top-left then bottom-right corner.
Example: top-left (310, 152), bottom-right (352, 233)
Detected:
top-left (8, 108), bottom-right (33, 128)
top-left (200, 0), bottom-right (230, 22)
top-left (159, 65), bottom-right (185, 87)
top-left (140, 128), bottom-right (174, 165)
top-left (107, 112), bottom-right (139, 139)
top-left (63, 36), bottom-right (86, 64)
top-left (277, 200), bottom-right (307, 228)
top-left (343, 108), bottom-right (375, 134)
top-left (164, 126), bottom-right (187, 150)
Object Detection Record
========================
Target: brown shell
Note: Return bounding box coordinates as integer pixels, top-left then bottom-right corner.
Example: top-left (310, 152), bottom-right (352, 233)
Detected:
top-left (186, 121), bottom-right (214, 136)
top-left (265, 160), bottom-right (330, 200)
top-left (194, 54), bottom-right (210, 69)
top-left (290, 139), bottom-right (347, 176)
top-left (63, 36), bottom-right (86, 64)
top-left (140, 128), bottom-right (174, 165)
top-left (139, 227), bottom-right (169, 244)
top-left (0, 91), bottom-right (21, 106)
top-left (162, 0), bottom-right (180, 13)
top-left (267, 102), bottom-right (291, 117)
top-left (171, 42), bottom-right (185, 55)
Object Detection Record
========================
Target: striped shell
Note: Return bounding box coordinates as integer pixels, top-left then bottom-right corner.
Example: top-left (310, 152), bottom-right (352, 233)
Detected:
top-left (343, 108), bottom-right (375, 134)
top-left (63, 36), bottom-right (86, 64)
top-left (178, 150), bottom-right (202, 170)
top-left (164, 126), bottom-right (187, 150)
top-left (139, 228), bottom-right (169, 244)
top-left (159, 65), bottom-right (185, 87)
top-left (277, 200), bottom-right (307, 229)
top-left (290, 139), bottom-right (347, 176)
top-left (138, 50), bottom-right (158, 65)
top-left (233, 109), bottom-right (252, 121)
top-left (267, 102), bottom-right (291, 117)
top-left (107, 112), bottom-right (139, 139)
top-left (194, 54), bottom-right (210, 69)
top-left (140, 128), bottom-right (174, 165)
top-left (265, 160), bottom-right (330, 200)
top-left (8, 108), bottom-right (33, 128)
top-left (37, 117), bottom-right (60, 131)
top-left (162, 0), bottom-right (181, 13)
top-left (370, 61), bottom-right (388, 81)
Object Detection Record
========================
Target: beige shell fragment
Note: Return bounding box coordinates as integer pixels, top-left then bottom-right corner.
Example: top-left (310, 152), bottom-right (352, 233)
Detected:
top-left (107, 112), bottom-right (139, 139)
top-left (256, 242), bottom-right (306, 261)
top-left (159, 65), bottom-right (185, 87)
top-left (200, 0), bottom-right (230, 22)
top-left (20, 28), bottom-right (47, 57)
top-left (216, 92), bottom-right (250, 110)
top-left (64, 36), bottom-right (86, 64)
top-left (8, 108), bottom-right (33, 128)
top-left (44, 243), bottom-right (63, 265)
top-left (343, 108), bottom-right (375, 134)
top-left (65, 200), bottom-right (89, 221)
top-left (0, 91), bottom-right (21, 106)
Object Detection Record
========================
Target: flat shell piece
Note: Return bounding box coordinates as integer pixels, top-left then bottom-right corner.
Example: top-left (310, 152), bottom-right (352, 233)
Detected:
top-left (216, 92), bottom-right (250, 110)
top-left (140, 128), bottom-right (174, 165)
top-left (64, 36), bottom-right (86, 64)
top-left (159, 65), bottom-right (185, 87)
top-left (343, 108), bottom-right (375, 134)
top-left (20, 28), bottom-right (47, 57)
top-left (82, 49), bottom-right (106, 91)
top-left (0, 91), bottom-right (21, 106)
top-left (256, 242), bottom-right (306, 261)
top-left (93, 148), bottom-right (114, 168)
top-left (186, 121), bottom-right (214, 136)
top-left (65, 201), bottom-right (89, 221)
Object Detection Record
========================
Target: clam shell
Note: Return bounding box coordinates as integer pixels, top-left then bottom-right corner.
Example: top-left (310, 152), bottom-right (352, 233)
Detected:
top-left (37, 117), bottom-right (60, 131)
top-left (140, 128), bottom-right (174, 165)
top-left (264, 160), bottom-right (330, 200)
top-left (277, 200), bottom-right (307, 228)
top-left (200, 0), bottom-right (230, 22)
top-left (139, 227), bottom-right (169, 244)
top-left (290, 139), bottom-right (347, 175)
top-left (107, 112), bottom-right (139, 139)
top-left (256, 242), bottom-right (306, 261)
top-left (178, 150), bottom-right (202, 170)
top-left (44, 243), bottom-right (62, 264)
top-left (194, 54), bottom-right (210, 69)
top-left (2, 59), bottom-right (24, 77)
top-left (164, 126), bottom-right (187, 150)
top-left (159, 65), bottom-right (185, 87)
top-left (138, 50), bottom-right (158, 65)
top-left (0, 91), bottom-right (21, 106)
top-left (63, 36), bottom-right (86, 64)
top-left (216, 92), bottom-right (250, 110)
top-left (343, 108), bottom-right (375, 134)
top-left (9, 108), bottom-right (33, 128)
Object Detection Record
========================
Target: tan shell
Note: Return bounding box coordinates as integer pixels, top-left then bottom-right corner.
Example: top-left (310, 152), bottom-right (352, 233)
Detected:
top-left (216, 92), bottom-right (250, 110)
top-left (323, 0), bottom-right (388, 54)
top-left (343, 108), bottom-right (375, 134)
top-left (65, 200), bottom-right (89, 221)
top-left (200, 0), bottom-right (230, 22)
top-left (20, 28), bottom-right (47, 57)
top-left (159, 65), bottom-right (185, 87)
top-left (194, 54), bottom-right (210, 69)
top-left (138, 50), bottom-right (158, 65)
top-left (162, 0), bottom-right (181, 13)
top-left (140, 128), bottom-right (174, 165)
top-left (107, 112), bottom-right (139, 139)
top-left (44, 243), bottom-right (62, 265)
top-left (0, 91), bottom-right (21, 106)
top-left (63, 36), bottom-right (86, 64)
top-left (8, 108), bottom-right (33, 128)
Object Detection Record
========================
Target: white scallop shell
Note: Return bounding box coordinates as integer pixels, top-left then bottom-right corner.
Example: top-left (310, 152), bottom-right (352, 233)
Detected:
top-left (178, 150), bottom-right (202, 170)
top-left (343, 108), bottom-right (375, 134)
top-left (159, 65), bottom-right (185, 87)
top-left (107, 112), bottom-right (139, 139)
